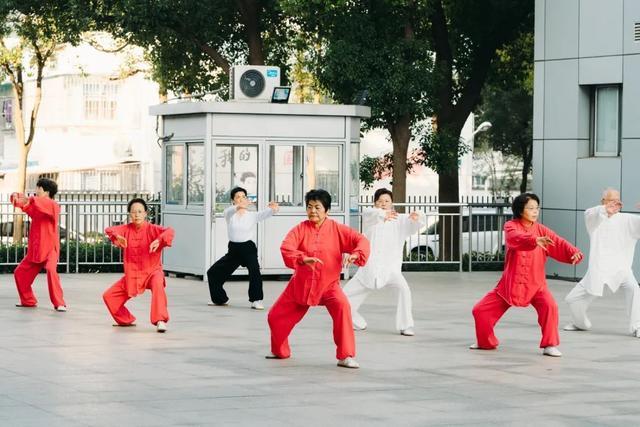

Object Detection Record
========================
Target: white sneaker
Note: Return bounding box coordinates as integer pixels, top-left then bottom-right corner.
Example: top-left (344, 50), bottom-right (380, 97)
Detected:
top-left (563, 323), bottom-right (589, 331)
top-left (469, 343), bottom-right (480, 350)
top-left (265, 353), bottom-right (281, 359)
top-left (251, 300), bottom-right (264, 310)
top-left (55, 306), bottom-right (67, 312)
top-left (400, 327), bottom-right (415, 336)
top-left (337, 357), bottom-right (360, 369)
top-left (156, 321), bottom-right (167, 333)
top-left (543, 346), bottom-right (562, 357)
top-left (208, 301), bottom-right (229, 306)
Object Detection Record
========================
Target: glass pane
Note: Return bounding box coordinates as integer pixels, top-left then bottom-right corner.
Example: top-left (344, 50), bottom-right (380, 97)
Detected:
top-left (187, 144), bottom-right (204, 204)
top-left (269, 145), bottom-right (304, 206)
top-left (350, 142), bottom-right (360, 212)
top-left (232, 146), bottom-right (258, 202)
top-left (595, 87), bottom-right (619, 155)
top-left (215, 146), bottom-right (233, 211)
top-left (307, 145), bottom-right (341, 207)
top-left (166, 145), bottom-right (184, 204)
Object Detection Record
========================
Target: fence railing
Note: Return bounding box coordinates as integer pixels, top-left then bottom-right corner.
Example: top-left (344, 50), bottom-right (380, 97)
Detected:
top-left (358, 201), bottom-right (512, 272)
top-left (0, 195), bottom-right (510, 274)
top-left (0, 198), bottom-right (161, 273)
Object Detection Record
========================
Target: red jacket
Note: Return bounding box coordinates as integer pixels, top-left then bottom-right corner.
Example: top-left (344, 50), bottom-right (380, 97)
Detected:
top-left (280, 219), bottom-right (370, 306)
top-left (12, 195), bottom-right (60, 263)
top-left (105, 222), bottom-right (174, 297)
top-left (497, 219), bottom-right (582, 306)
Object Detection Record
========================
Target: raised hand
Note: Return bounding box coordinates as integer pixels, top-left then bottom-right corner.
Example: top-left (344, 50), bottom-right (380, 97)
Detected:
top-left (149, 239), bottom-right (160, 253)
top-left (384, 210), bottom-right (398, 221)
top-left (409, 211), bottom-right (420, 221)
top-left (570, 251), bottom-right (583, 265)
top-left (115, 235), bottom-right (128, 249)
top-left (268, 201), bottom-right (280, 213)
top-left (535, 236), bottom-right (555, 251)
top-left (343, 253), bottom-right (359, 266)
top-left (605, 200), bottom-right (622, 215)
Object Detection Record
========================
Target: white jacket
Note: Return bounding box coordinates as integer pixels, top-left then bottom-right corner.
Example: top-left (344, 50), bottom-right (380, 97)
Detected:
top-left (352, 208), bottom-right (425, 289)
top-left (580, 205), bottom-right (640, 295)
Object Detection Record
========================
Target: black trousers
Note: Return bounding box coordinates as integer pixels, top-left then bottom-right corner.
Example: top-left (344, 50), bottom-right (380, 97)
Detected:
top-left (207, 241), bottom-right (263, 304)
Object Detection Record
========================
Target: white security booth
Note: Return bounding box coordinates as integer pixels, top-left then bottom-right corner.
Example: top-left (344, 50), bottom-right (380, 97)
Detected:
top-left (149, 101), bottom-right (371, 276)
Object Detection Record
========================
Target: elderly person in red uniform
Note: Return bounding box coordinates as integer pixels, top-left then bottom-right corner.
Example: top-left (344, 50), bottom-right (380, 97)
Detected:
top-left (470, 193), bottom-right (583, 357)
top-left (267, 189), bottom-right (370, 369)
top-left (103, 198), bottom-right (175, 333)
top-left (11, 178), bottom-right (66, 311)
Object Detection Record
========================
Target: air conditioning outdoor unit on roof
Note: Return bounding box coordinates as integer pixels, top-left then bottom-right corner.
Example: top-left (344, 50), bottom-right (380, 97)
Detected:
top-left (229, 65), bottom-right (281, 102)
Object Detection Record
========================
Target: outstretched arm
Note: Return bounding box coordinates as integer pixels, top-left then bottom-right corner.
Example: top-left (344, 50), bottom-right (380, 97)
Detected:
top-left (541, 224), bottom-right (583, 265)
top-left (584, 205), bottom-right (608, 234)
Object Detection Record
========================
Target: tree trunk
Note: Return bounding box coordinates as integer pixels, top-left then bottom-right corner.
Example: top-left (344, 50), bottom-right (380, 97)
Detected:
top-left (520, 143), bottom-right (533, 194)
top-left (236, 0), bottom-right (265, 65)
top-left (388, 114), bottom-right (412, 213)
top-left (11, 83), bottom-right (27, 243)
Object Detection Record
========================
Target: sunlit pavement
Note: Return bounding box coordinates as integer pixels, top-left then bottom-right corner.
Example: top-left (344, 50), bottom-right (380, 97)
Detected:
top-left (0, 271), bottom-right (638, 426)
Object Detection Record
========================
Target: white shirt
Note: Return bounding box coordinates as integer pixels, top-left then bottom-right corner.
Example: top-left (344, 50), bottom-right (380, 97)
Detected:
top-left (580, 205), bottom-right (640, 295)
top-left (224, 205), bottom-right (274, 243)
top-left (352, 208), bottom-right (425, 289)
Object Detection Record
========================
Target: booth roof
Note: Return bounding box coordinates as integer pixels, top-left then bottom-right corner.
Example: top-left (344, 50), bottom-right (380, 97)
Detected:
top-left (149, 101), bottom-right (371, 119)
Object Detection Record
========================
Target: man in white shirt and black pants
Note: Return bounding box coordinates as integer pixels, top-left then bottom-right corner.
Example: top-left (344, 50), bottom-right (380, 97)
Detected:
top-left (207, 187), bottom-right (279, 310)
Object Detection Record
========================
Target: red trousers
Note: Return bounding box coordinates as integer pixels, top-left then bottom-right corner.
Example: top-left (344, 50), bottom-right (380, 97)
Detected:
top-left (14, 255), bottom-right (65, 308)
top-left (103, 271), bottom-right (169, 326)
top-left (268, 285), bottom-right (356, 360)
top-left (472, 287), bottom-right (559, 349)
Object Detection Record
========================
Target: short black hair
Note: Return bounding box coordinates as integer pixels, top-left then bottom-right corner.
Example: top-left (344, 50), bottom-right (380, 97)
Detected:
top-left (512, 193), bottom-right (540, 219)
top-left (374, 188), bottom-right (393, 202)
top-left (36, 178), bottom-right (58, 199)
top-left (230, 187), bottom-right (247, 201)
top-left (127, 198), bottom-right (148, 212)
top-left (305, 189), bottom-right (331, 211)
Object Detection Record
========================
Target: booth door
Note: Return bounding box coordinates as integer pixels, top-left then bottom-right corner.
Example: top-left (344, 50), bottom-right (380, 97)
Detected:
top-left (212, 144), bottom-right (260, 266)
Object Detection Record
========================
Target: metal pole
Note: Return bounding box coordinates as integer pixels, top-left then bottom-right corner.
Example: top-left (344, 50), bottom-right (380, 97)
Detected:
top-left (468, 205), bottom-right (473, 272)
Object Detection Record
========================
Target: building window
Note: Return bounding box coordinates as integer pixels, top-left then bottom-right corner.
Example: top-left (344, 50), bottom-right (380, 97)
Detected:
top-left (591, 85), bottom-right (621, 157)
top-left (83, 81), bottom-right (119, 120)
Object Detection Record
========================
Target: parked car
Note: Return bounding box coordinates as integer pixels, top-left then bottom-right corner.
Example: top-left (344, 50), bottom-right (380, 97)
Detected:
top-left (405, 208), bottom-right (510, 261)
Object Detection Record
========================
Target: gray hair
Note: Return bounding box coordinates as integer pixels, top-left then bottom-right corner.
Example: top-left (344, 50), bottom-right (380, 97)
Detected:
top-left (601, 188), bottom-right (620, 199)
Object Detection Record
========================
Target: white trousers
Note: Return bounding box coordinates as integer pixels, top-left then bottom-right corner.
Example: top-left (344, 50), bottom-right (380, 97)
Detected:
top-left (343, 271), bottom-right (414, 331)
top-left (565, 279), bottom-right (640, 333)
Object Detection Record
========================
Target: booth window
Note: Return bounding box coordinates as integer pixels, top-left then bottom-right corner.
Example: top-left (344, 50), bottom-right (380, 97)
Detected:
top-left (215, 145), bottom-right (259, 212)
top-left (166, 145), bottom-right (184, 205)
top-left (269, 144), bottom-right (342, 208)
top-left (187, 144), bottom-right (204, 204)
top-left (306, 145), bottom-right (341, 207)
top-left (590, 85), bottom-right (621, 157)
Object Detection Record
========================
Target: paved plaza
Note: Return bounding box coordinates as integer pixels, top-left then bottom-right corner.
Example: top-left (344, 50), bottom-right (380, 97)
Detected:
top-left (1, 271), bottom-right (639, 426)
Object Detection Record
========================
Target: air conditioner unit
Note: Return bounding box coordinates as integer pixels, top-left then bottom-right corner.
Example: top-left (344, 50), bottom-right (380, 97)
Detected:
top-left (229, 65), bottom-right (281, 102)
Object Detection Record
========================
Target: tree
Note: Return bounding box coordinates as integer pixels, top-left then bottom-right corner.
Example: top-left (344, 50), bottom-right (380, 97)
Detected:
top-left (475, 32), bottom-right (534, 194)
top-left (281, 0), bottom-right (436, 209)
top-left (0, 1), bottom-right (87, 241)
top-left (95, 0), bottom-right (296, 96)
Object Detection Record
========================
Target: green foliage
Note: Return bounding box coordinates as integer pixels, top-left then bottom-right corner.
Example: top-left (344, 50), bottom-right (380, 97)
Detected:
top-left (417, 125), bottom-right (470, 174)
top-left (0, 240), bottom-right (124, 274)
top-left (475, 32), bottom-right (534, 192)
top-left (94, 0), bottom-right (297, 95)
top-left (282, 0), bottom-right (436, 130)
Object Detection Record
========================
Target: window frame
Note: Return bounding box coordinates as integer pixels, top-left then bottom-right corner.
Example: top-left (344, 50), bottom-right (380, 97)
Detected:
top-left (164, 141), bottom-right (205, 208)
top-left (268, 141), bottom-right (344, 212)
top-left (591, 85), bottom-right (621, 157)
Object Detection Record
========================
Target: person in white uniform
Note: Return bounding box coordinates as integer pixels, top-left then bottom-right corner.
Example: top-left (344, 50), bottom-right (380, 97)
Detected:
top-left (207, 186), bottom-right (279, 310)
top-left (343, 188), bottom-right (425, 336)
top-left (564, 188), bottom-right (640, 337)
